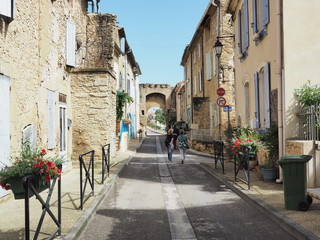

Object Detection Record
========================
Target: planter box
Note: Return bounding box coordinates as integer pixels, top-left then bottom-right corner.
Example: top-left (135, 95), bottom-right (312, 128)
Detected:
top-left (261, 167), bottom-right (278, 182)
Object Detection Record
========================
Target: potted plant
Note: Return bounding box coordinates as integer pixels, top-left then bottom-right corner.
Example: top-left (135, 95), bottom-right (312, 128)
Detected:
top-left (0, 144), bottom-right (63, 199)
top-left (231, 127), bottom-right (262, 170)
top-left (259, 122), bottom-right (279, 181)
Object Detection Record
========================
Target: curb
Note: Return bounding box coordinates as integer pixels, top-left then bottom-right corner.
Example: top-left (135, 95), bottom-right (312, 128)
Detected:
top-left (200, 163), bottom-right (319, 240)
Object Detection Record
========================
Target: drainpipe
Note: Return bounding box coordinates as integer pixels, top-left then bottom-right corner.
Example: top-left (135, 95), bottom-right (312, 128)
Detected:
top-left (276, 0), bottom-right (284, 183)
top-left (217, 0), bottom-right (222, 140)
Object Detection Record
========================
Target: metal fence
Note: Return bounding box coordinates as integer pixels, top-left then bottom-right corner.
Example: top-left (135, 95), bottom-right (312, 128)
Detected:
top-left (298, 104), bottom-right (320, 141)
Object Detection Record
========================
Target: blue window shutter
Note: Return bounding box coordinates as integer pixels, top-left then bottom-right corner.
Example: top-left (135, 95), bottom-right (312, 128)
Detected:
top-left (262, 0), bottom-right (270, 27)
top-left (254, 72), bottom-right (260, 128)
top-left (252, 0), bottom-right (258, 33)
top-left (244, 0), bottom-right (249, 49)
top-left (237, 10), bottom-right (242, 54)
top-left (264, 62), bottom-right (270, 128)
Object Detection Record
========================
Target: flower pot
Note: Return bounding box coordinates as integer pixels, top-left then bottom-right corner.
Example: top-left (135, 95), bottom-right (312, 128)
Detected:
top-left (8, 175), bottom-right (50, 200)
top-left (260, 167), bottom-right (278, 182)
top-left (249, 160), bottom-right (258, 170)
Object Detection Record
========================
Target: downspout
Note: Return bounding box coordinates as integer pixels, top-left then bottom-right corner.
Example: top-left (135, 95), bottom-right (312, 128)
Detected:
top-left (276, 0), bottom-right (284, 183)
top-left (217, 0), bottom-right (222, 139)
top-left (191, 50), bottom-right (194, 124)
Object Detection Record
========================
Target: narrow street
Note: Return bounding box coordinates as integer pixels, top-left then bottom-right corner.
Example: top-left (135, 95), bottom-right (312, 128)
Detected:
top-left (80, 134), bottom-right (296, 240)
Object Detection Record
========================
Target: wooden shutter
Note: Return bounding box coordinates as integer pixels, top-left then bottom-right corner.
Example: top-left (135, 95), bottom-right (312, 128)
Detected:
top-left (0, 75), bottom-right (10, 197)
top-left (243, 0), bottom-right (249, 49)
top-left (262, 0), bottom-right (270, 27)
top-left (66, 20), bottom-right (76, 67)
top-left (205, 53), bottom-right (212, 80)
top-left (252, 0), bottom-right (258, 33)
top-left (47, 90), bottom-right (56, 149)
top-left (237, 10), bottom-right (242, 54)
top-left (0, 0), bottom-right (13, 18)
top-left (254, 72), bottom-right (260, 128)
top-left (199, 70), bottom-right (202, 92)
top-left (264, 62), bottom-right (271, 128)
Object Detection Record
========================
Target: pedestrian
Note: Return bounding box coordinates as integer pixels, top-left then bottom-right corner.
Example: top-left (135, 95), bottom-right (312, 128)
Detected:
top-left (177, 129), bottom-right (191, 164)
top-left (164, 128), bottom-right (174, 162)
top-left (173, 125), bottom-right (180, 149)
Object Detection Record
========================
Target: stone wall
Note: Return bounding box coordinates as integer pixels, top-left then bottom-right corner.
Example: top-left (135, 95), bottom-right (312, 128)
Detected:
top-left (71, 69), bottom-right (116, 163)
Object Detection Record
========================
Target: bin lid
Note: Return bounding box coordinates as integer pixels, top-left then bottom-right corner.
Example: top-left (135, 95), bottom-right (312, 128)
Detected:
top-left (278, 155), bottom-right (312, 164)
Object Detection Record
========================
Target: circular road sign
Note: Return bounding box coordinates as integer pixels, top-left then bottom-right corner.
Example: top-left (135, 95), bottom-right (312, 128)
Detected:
top-left (217, 97), bottom-right (227, 107)
top-left (217, 88), bottom-right (225, 96)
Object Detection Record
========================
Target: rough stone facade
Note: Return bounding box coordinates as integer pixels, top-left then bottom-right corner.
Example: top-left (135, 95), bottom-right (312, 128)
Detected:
top-left (71, 69), bottom-right (116, 162)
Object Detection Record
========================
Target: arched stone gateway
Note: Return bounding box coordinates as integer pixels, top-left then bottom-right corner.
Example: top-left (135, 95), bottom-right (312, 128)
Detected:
top-left (139, 83), bottom-right (174, 127)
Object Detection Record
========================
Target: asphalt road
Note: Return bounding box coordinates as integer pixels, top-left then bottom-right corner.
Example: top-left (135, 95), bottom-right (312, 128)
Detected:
top-left (80, 134), bottom-right (296, 240)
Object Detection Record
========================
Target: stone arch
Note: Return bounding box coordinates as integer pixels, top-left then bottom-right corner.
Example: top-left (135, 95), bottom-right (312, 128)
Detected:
top-left (139, 83), bottom-right (174, 127)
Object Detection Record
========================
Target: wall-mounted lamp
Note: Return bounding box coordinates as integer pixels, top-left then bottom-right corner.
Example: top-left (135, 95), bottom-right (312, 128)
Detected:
top-left (213, 39), bottom-right (223, 58)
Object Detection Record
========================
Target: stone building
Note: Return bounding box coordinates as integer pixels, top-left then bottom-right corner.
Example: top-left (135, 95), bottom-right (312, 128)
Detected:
top-left (0, 0), bottom-right (135, 197)
top-left (180, 0), bottom-right (235, 152)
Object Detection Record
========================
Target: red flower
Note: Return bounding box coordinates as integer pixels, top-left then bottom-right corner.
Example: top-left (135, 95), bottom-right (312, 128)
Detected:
top-left (45, 176), bottom-right (51, 182)
top-left (41, 149), bottom-right (47, 156)
top-left (46, 161), bottom-right (55, 168)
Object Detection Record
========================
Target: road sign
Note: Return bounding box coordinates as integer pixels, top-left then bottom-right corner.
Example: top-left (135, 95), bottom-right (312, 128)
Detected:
top-left (223, 106), bottom-right (232, 112)
top-left (217, 97), bottom-right (227, 107)
top-left (217, 88), bottom-right (225, 96)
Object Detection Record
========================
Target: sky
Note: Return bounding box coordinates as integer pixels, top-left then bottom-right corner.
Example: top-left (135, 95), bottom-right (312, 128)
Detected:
top-left (99, 0), bottom-right (210, 87)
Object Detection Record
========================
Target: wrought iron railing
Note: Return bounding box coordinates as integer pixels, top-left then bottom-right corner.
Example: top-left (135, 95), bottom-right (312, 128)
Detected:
top-left (79, 150), bottom-right (95, 210)
top-left (234, 146), bottom-right (251, 190)
top-left (298, 104), bottom-right (320, 141)
top-left (213, 140), bottom-right (224, 174)
top-left (101, 144), bottom-right (110, 184)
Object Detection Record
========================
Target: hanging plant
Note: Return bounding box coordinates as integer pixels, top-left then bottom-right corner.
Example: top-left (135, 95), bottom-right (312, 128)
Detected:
top-left (116, 91), bottom-right (133, 120)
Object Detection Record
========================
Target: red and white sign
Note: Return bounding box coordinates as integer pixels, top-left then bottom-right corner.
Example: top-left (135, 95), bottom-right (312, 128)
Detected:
top-left (217, 97), bottom-right (227, 107)
top-left (217, 88), bottom-right (225, 96)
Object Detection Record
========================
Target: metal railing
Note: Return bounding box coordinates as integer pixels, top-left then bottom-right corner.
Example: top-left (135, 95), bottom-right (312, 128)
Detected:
top-left (234, 146), bottom-right (250, 190)
top-left (79, 150), bottom-right (95, 210)
top-left (298, 104), bottom-right (320, 141)
top-left (101, 144), bottom-right (110, 184)
top-left (23, 165), bottom-right (62, 240)
top-left (213, 140), bottom-right (224, 174)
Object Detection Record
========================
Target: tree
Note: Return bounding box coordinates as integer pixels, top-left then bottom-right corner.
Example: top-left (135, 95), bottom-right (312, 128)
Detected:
top-left (165, 108), bottom-right (176, 127)
top-left (155, 109), bottom-right (166, 125)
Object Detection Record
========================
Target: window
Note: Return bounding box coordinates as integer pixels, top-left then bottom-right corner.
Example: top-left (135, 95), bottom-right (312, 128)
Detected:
top-left (244, 82), bottom-right (250, 124)
top-left (141, 110), bottom-right (145, 115)
top-left (254, 62), bottom-right (270, 129)
top-left (47, 90), bottom-right (56, 150)
top-left (119, 72), bottom-right (124, 90)
top-left (252, 0), bottom-right (270, 41)
top-left (0, 0), bottom-right (14, 23)
top-left (59, 105), bottom-right (67, 152)
top-left (205, 53), bottom-right (212, 81)
top-left (194, 74), bottom-right (197, 95)
top-left (66, 20), bottom-right (76, 67)
top-left (237, 0), bottom-right (249, 59)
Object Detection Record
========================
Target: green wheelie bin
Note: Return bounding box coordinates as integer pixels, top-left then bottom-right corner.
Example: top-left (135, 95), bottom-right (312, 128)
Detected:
top-left (278, 155), bottom-right (313, 211)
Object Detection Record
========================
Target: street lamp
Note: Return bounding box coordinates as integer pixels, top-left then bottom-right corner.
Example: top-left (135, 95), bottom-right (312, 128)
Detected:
top-left (213, 39), bottom-right (223, 58)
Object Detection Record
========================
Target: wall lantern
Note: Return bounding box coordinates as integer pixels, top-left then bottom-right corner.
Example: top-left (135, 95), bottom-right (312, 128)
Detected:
top-left (213, 39), bottom-right (223, 58)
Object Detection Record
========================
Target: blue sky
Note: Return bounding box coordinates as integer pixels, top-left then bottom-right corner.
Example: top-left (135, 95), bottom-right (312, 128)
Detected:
top-left (99, 0), bottom-right (210, 86)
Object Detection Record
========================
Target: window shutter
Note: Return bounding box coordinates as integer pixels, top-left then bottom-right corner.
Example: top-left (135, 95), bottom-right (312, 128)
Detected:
top-left (0, 75), bottom-right (10, 197)
top-left (254, 72), bottom-right (260, 128)
top-left (243, 0), bottom-right (249, 49)
top-left (47, 90), bottom-right (56, 149)
top-left (205, 53), bottom-right (212, 80)
top-left (23, 125), bottom-right (37, 151)
top-left (262, 0), bottom-right (270, 27)
top-left (199, 70), bottom-right (202, 92)
top-left (264, 62), bottom-right (270, 128)
top-left (237, 10), bottom-right (242, 54)
top-left (252, 0), bottom-right (258, 33)
top-left (0, 0), bottom-right (13, 19)
top-left (66, 20), bottom-right (76, 67)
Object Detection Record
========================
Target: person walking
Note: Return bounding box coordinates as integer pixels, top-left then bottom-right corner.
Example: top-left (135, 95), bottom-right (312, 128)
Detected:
top-left (177, 129), bottom-right (191, 164)
top-left (164, 128), bottom-right (174, 162)
top-left (173, 125), bottom-right (179, 149)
